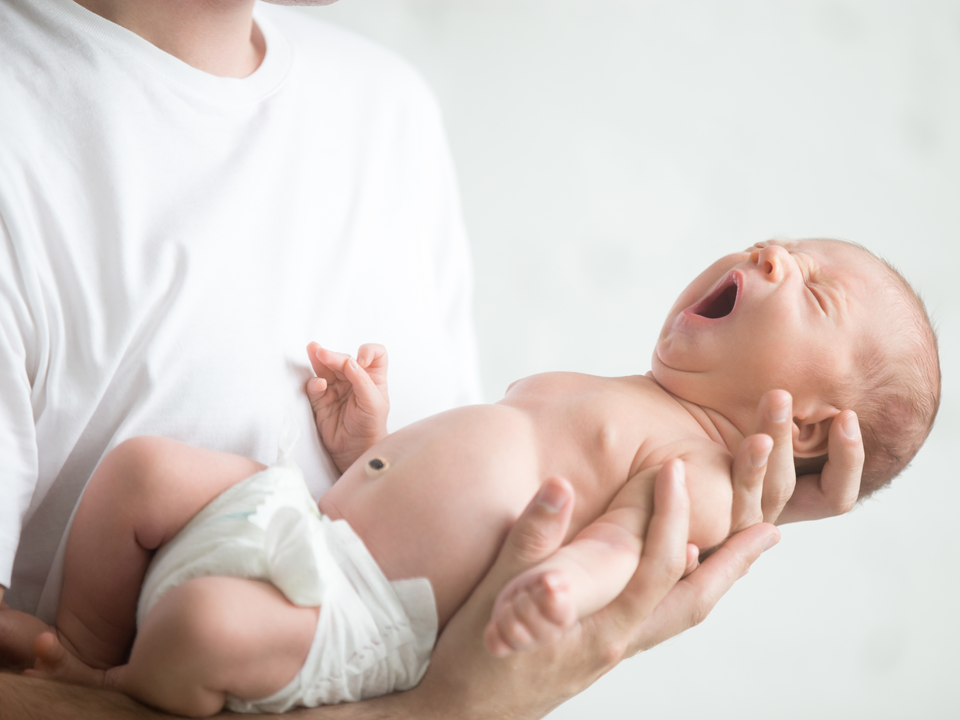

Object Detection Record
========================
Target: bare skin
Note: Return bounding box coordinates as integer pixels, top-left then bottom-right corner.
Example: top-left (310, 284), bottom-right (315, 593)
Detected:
top-left (315, 370), bottom-right (737, 635)
top-left (71, 0), bottom-right (267, 78)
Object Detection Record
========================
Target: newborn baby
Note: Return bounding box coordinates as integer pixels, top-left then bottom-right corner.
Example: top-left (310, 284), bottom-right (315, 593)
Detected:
top-left (6, 240), bottom-right (940, 716)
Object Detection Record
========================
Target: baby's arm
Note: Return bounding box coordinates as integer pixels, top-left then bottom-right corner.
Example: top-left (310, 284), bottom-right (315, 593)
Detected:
top-left (306, 342), bottom-right (389, 474)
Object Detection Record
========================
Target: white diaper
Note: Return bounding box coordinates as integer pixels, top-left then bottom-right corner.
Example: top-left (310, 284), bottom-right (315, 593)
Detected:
top-left (137, 432), bottom-right (437, 712)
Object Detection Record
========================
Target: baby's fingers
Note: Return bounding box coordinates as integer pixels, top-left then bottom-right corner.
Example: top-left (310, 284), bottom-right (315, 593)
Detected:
top-left (305, 376), bottom-right (331, 410)
top-left (356, 344), bottom-right (388, 386)
top-left (342, 355), bottom-right (389, 417)
top-left (307, 342), bottom-right (349, 382)
top-left (305, 376), bottom-right (328, 398)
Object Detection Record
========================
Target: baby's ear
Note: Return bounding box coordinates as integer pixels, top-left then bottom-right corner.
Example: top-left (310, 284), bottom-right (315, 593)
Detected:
top-left (793, 406), bottom-right (840, 457)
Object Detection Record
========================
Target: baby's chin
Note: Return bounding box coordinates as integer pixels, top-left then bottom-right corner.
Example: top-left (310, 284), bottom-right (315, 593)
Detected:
top-left (648, 346), bottom-right (673, 384)
top-left (647, 354), bottom-right (694, 400)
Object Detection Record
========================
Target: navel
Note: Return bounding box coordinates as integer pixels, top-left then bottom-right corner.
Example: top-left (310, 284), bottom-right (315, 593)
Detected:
top-left (365, 457), bottom-right (390, 478)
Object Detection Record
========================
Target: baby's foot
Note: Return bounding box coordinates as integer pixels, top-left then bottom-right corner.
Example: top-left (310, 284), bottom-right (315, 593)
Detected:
top-left (0, 604), bottom-right (54, 669)
top-left (485, 568), bottom-right (578, 657)
top-left (24, 632), bottom-right (107, 689)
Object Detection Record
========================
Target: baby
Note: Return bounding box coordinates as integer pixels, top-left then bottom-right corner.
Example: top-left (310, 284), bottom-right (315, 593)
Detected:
top-left (3, 239), bottom-right (939, 716)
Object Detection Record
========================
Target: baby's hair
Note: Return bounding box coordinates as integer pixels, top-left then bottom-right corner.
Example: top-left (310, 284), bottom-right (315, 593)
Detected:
top-left (834, 241), bottom-right (941, 498)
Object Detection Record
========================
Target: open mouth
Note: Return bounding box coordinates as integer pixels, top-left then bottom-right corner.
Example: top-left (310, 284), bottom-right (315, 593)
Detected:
top-left (690, 273), bottom-right (739, 319)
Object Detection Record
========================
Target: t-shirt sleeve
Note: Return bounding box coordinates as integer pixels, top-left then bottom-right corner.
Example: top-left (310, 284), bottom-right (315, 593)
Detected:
top-left (0, 215), bottom-right (39, 589)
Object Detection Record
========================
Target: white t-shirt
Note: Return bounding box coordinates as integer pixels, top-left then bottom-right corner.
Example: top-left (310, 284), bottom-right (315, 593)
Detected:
top-left (0, 0), bottom-right (481, 621)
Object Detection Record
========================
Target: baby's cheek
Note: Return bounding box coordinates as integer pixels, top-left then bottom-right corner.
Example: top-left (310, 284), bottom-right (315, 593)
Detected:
top-left (686, 477), bottom-right (734, 551)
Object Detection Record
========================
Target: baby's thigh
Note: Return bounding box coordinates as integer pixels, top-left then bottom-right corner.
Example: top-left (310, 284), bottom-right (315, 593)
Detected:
top-left (78, 437), bottom-right (266, 549)
top-left (130, 577), bottom-right (318, 704)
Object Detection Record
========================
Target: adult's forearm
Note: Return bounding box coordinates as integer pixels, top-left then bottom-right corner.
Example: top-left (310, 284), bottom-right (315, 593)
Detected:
top-left (0, 672), bottom-right (168, 719)
top-left (0, 673), bottom-right (425, 720)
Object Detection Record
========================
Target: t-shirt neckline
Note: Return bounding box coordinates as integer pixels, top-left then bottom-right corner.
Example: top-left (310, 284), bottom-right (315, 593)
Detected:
top-left (43, 0), bottom-right (291, 106)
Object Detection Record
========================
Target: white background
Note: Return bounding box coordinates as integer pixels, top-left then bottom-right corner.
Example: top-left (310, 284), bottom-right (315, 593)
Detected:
top-left (303, 2), bottom-right (957, 718)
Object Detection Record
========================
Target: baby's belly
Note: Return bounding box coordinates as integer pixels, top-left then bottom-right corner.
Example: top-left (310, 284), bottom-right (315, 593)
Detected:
top-left (318, 405), bottom-right (543, 628)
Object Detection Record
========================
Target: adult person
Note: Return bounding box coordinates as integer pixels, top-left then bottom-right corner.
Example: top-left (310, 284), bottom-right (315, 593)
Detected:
top-left (0, 0), bottom-right (864, 717)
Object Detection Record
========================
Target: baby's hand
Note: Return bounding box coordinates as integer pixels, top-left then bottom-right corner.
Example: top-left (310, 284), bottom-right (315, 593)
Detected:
top-left (306, 342), bottom-right (389, 474)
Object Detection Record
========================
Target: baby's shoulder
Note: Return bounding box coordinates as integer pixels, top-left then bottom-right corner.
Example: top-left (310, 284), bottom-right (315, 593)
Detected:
top-left (503, 371), bottom-right (599, 396)
top-left (500, 372), bottom-right (618, 411)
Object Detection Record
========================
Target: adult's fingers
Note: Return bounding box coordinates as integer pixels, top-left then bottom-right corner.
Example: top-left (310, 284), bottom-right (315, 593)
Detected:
top-left (729, 432), bottom-right (773, 535)
top-left (683, 543), bottom-right (700, 577)
top-left (778, 409), bottom-right (863, 524)
top-left (605, 460), bottom-right (689, 637)
top-left (816, 410), bottom-right (864, 510)
top-left (754, 390), bottom-right (797, 524)
top-left (482, 477), bottom-right (575, 594)
top-left (629, 522), bottom-right (781, 654)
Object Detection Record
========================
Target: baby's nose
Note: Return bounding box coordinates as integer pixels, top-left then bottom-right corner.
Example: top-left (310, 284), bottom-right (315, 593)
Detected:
top-left (753, 244), bottom-right (789, 282)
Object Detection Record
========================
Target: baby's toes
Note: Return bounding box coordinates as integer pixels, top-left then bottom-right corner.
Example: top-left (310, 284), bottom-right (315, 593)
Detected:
top-left (510, 588), bottom-right (565, 648)
top-left (489, 597), bottom-right (537, 655)
top-left (525, 570), bottom-right (577, 629)
top-left (26, 632), bottom-right (105, 688)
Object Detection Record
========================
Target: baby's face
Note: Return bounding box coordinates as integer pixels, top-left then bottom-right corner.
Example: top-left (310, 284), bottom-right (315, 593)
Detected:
top-left (651, 239), bottom-right (883, 437)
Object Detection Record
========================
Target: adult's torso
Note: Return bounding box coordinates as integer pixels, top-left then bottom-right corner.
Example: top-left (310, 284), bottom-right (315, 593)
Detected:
top-left (0, 0), bottom-right (479, 619)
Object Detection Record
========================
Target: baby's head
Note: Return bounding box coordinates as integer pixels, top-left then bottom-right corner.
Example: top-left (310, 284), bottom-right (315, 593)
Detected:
top-left (652, 239), bottom-right (940, 496)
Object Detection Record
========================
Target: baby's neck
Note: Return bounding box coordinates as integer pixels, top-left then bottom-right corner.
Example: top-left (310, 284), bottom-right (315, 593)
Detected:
top-left (644, 373), bottom-right (745, 455)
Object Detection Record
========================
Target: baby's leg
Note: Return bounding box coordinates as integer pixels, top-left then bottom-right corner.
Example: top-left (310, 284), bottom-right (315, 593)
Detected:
top-left (0, 603), bottom-right (54, 670)
top-left (486, 466), bottom-right (659, 656)
top-left (51, 438), bottom-right (265, 669)
top-left (31, 576), bottom-right (318, 718)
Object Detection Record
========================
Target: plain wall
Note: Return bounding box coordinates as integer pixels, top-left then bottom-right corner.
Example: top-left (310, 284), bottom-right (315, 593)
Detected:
top-left (300, 2), bottom-right (958, 718)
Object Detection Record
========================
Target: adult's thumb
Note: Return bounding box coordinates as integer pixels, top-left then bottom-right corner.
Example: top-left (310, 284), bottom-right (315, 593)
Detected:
top-left (494, 477), bottom-right (574, 582)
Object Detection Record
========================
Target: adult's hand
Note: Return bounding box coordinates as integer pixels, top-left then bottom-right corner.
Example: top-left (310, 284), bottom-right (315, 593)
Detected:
top-left (740, 390), bottom-right (864, 525)
top-left (402, 463), bottom-right (779, 720)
